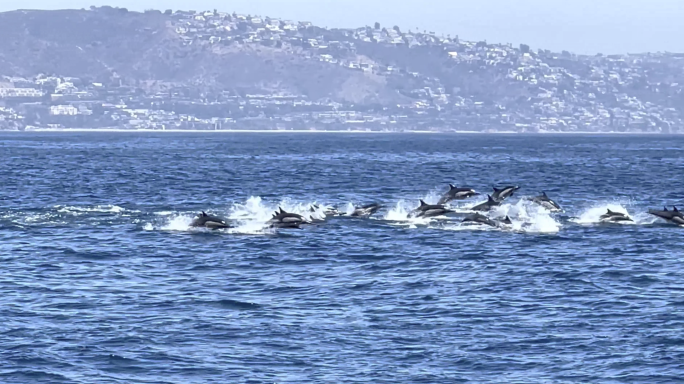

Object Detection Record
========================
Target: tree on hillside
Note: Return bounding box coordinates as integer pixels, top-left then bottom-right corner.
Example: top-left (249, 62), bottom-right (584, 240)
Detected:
top-left (374, 22), bottom-right (381, 30)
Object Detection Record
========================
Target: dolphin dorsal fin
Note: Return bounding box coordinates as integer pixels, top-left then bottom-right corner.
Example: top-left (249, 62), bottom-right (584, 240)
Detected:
top-left (664, 207), bottom-right (669, 211)
top-left (493, 187), bottom-right (501, 192)
top-left (505, 215), bottom-right (511, 220)
top-left (202, 211), bottom-right (208, 217)
top-left (449, 184), bottom-right (456, 189)
top-left (420, 200), bottom-right (427, 206)
top-left (675, 206), bottom-right (679, 212)
top-left (487, 195), bottom-right (495, 202)
top-left (279, 207), bottom-right (286, 214)
top-left (607, 209), bottom-right (614, 214)
top-left (542, 191), bottom-right (547, 197)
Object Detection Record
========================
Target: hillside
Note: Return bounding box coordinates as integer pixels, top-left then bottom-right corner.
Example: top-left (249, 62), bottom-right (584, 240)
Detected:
top-left (1, 6), bottom-right (683, 132)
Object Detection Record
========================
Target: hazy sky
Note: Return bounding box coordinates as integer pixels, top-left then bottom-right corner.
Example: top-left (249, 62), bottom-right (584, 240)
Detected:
top-left (2, 0), bottom-right (682, 54)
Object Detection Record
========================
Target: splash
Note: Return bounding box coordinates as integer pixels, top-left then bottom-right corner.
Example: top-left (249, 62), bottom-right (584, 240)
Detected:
top-left (343, 202), bottom-right (356, 216)
top-left (462, 199), bottom-right (562, 234)
top-left (383, 200), bottom-right (411, 221)
top-left (226, 196), bottom-right (281, 234)
top-left (145, 196), bottom-right (335, 235)
top-left (157, 214), bottom-right (196, 231)
top-left (572, 203), bottom-right (639, 225)
top-left (382, 200), bottom-right (436, 227)
top-left (420, 189), bottom-right (444, 205)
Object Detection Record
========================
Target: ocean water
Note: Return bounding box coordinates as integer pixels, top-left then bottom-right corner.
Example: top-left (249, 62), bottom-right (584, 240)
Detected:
top-left (1, 132), bottom-right (683, 383)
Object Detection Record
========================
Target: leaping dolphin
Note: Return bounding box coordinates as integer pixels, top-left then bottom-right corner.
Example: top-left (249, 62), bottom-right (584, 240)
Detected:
top-left (599, 209), bottom-right (633, 223)
top-left (528, 192), bottom-right (562, 212)
top-left (409, 200), bottom-right (451, 218)
top-left (492, 185), bottom-right (521, 202)
top-left (268, 207), bottom-right (310, 229)
top-left (437, 184), bottom-right (478, 205)
top-left (462, 213), bottom-right (512, 228)
top-left (309, 204), bottom-right (340, 217)
top-left (470, 195), bottom-right (501, 212)
top-left (190, 211), bottom-right (231, 230)
top-left (648, 206), bottom-right (684, 225)
top-left (349, 203), bottom-right (383, 217)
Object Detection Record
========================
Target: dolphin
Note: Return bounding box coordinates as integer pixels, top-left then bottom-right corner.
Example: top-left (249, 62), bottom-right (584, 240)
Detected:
top-left (648, 206), bottom-right (684, 225)
top-left (310, 204), bottom-right (340, 217)
top-left (528, 192), bottom-right (562, 212)
top-left (268, 207), bottom-right (309, 228)
top-left (462, 213), bottom-right (512, 228)
top-left (190, 211), bottom-right (231, 230)
top-left (437, 184), bottom-right (478, 205)
top-left (409, 200), bottom-right (451, 218)
top-left (349, 203), bottom-right (383, 217)
top-left (599, 209), bottom-right (633, 223)
top-left (492, 185), bottom-right (521, 202)
top-left (470, 195), bottom-right (501, 212)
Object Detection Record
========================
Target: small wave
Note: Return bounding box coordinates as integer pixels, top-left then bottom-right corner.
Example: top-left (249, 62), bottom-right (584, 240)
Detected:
top-left (212, 299), bottom-right (262, 310)
top-left (55, 205), bottom-right (131, 214)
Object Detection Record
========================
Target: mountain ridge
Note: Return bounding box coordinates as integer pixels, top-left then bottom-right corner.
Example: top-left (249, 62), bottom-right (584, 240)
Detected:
top-left (0, 6), bottom-right (683, 132)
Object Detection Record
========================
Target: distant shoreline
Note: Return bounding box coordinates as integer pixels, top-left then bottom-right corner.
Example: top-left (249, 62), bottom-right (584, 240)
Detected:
top-left (3, 128), bottom-right (672, 135)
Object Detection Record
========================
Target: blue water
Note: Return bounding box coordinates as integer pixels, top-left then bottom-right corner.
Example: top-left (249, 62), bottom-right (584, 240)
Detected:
top-left (1, 132), bottom-right (683, 383)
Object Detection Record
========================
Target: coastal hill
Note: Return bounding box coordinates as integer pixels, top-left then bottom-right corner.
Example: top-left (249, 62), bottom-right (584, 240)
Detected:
top-left (0, 6), bottom-right (683, 132)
